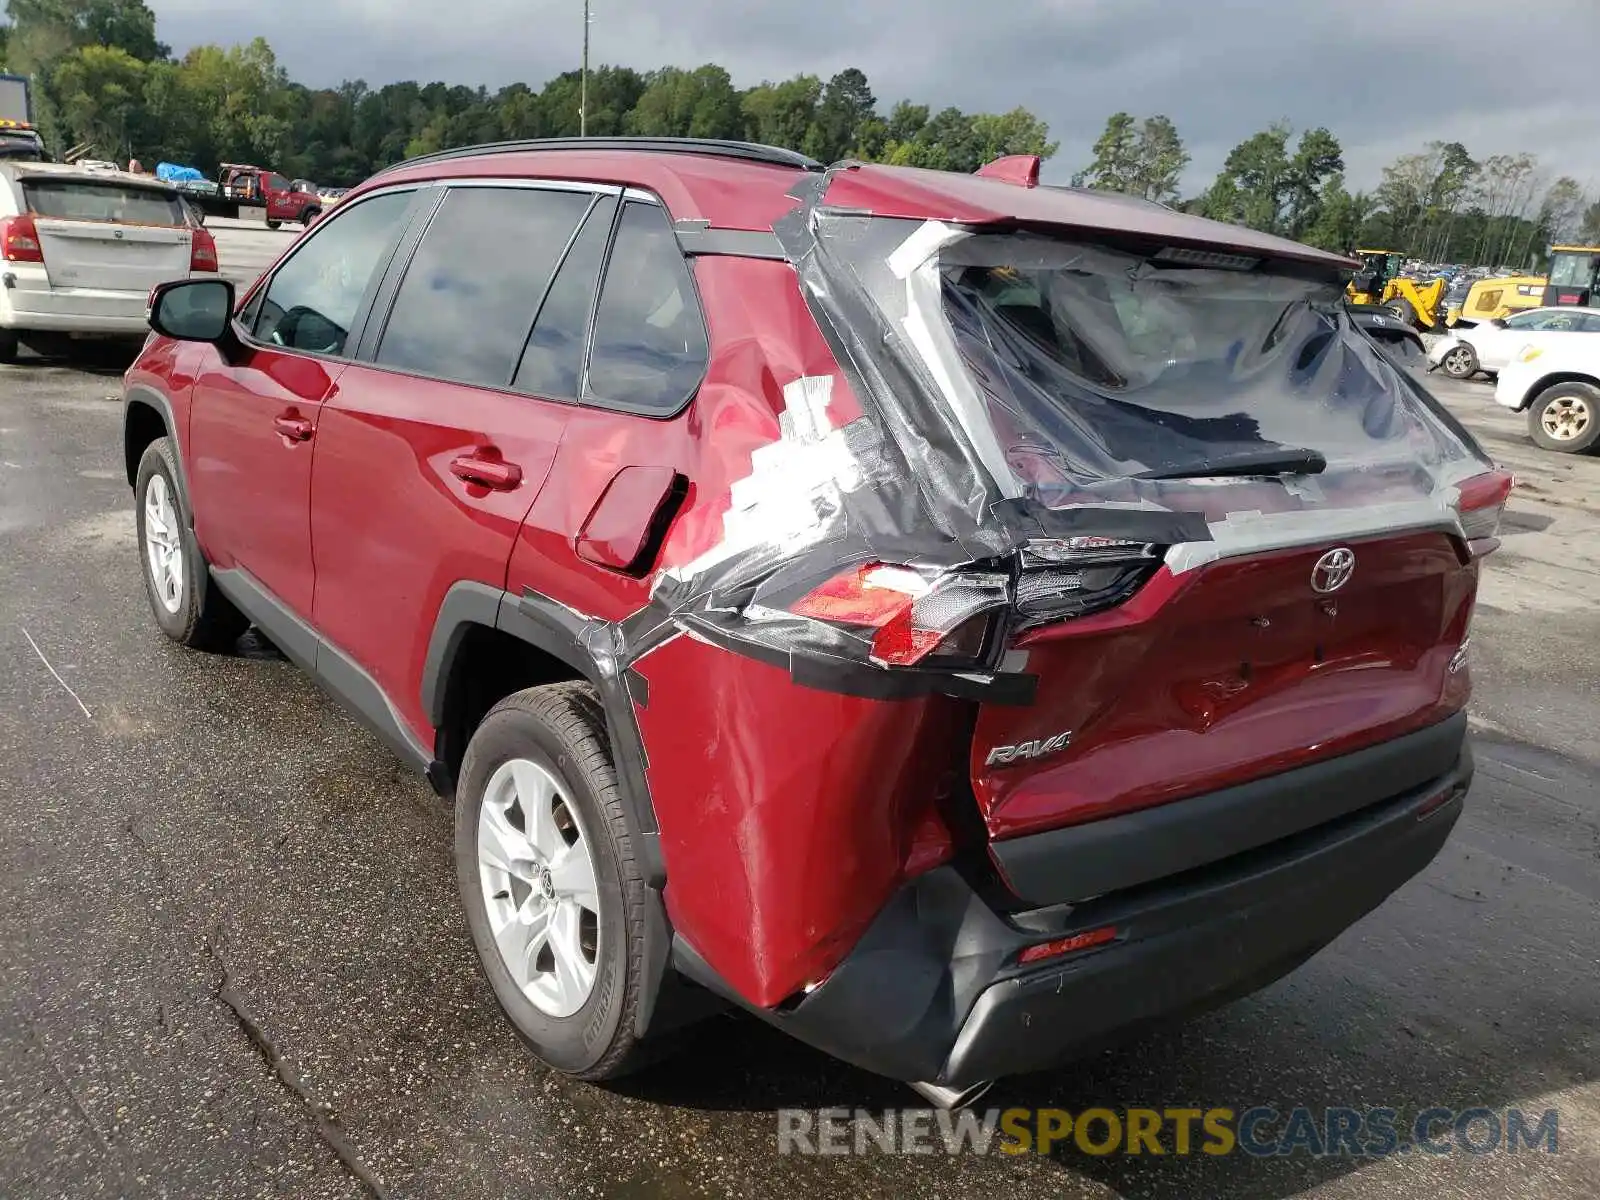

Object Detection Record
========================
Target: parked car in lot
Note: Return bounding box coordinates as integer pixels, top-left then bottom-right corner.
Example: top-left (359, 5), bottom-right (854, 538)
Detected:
top-left (1494, 337), bottom-right (1600, 453)
top-left (1429, 305), bottom-right (1600, 380)
top-left (1, 161), bottom-right (218, 363)
top-left (122, 137), bottom-right (1504, 1105)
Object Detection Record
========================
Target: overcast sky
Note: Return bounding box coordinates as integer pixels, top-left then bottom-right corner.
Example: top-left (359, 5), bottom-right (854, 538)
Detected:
top-left (149, 0), bottom-right (1599, 196)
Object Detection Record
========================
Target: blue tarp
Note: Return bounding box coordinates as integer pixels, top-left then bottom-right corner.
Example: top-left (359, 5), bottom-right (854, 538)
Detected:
top-left (155, 162), bottom-right (205, 183)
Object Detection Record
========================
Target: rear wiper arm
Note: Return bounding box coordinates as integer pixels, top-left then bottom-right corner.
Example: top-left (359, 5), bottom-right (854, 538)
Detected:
top-left (1136, 447), bottom-right (1328, 480)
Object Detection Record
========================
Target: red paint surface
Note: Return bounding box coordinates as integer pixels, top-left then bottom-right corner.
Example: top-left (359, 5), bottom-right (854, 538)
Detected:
top-left (634, 634), bottom-right (963, 1008)
top-left (186, 345), bottom-right (341, 615)
top-left (973, 533), bottom-right (1478, 839)
top-left (308, 366), bottom-right (565, 743)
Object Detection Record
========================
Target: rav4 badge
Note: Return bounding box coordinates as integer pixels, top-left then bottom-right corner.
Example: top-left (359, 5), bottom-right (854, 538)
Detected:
top-left (986, 731), bottom-right (1072, 768)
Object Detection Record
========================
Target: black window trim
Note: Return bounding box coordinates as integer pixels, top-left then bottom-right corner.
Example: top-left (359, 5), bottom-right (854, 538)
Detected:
top-left (232, 182), bottom-right (430, 366)
top-left (576, 194), bottom-right (712, 421)
top-left (506, 190), bottom-right (618, 393)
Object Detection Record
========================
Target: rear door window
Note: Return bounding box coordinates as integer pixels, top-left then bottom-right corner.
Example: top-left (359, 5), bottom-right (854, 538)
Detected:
top-left (252, 190), bottom-right (415, 356)
top-left (374, 185), bottom-right (592, 389)
top-left (582, 200), bottom-right (709, 414)
top-left (22, 179), bottom-right (184, 226)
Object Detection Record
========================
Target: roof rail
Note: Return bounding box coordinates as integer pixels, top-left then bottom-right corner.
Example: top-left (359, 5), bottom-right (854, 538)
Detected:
top-left (371, 136), bottom-right (824, 179)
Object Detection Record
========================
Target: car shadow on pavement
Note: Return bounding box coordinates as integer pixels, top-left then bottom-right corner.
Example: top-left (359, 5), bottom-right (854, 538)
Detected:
top-left (6, 343), bottom-right (141, 376)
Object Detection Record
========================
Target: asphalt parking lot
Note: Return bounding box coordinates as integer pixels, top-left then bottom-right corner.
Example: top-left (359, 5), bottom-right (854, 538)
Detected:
top-left (1, 232), bottom-right (1597, 1199)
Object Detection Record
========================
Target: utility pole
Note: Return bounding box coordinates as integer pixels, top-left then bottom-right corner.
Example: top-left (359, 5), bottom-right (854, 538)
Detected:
top-left (580, 0), bottom-right (590, 136)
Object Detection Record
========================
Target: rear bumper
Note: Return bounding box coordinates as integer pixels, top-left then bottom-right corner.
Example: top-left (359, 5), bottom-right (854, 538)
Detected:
top-left (1, 266), bottom-right (157, 333)
top-left (673, 716), bottom-right (1471, 1088)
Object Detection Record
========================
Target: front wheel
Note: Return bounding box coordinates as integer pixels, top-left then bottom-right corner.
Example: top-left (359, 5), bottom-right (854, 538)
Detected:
top-left (1439, 342), bottom-right (1478, 379)
top-left (135, 438), bottom-right (249, 650)
top-left (1528, 383), bottom-right (1600, 454)
top-left (454, 682), bottom-right (653, 1080)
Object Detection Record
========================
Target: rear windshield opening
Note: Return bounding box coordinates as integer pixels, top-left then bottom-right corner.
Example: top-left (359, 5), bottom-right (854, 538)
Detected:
top-left (22, 179), bottom-right (185, 227)
top-left (846, 220), bottom-right (1478, 500)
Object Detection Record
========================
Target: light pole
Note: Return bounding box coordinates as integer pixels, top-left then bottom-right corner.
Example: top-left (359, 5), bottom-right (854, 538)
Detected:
top-left (580, 0), bottom-right (591, 136)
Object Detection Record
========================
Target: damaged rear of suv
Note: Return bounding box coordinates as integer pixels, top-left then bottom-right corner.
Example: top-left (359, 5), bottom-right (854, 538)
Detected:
top-left (628, 157), bottom-right (1502, 1101)
top-left (127, 140), bottom-right (1504, 1105)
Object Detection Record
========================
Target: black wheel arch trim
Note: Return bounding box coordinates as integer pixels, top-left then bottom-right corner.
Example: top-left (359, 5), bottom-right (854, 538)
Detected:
top-left (422, 581), bottom-right (666, 890)
top-left (124, 384), bottom-right (194, 515)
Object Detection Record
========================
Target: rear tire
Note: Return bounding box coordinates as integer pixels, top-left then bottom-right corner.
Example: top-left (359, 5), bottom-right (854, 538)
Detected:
top-left (265, 219), bottom-right (282, 231)
top-left (0, 328), bottom-right (18, 364)
top-left (134, 438), bottom-right (249, 650)
top-left (1439, 342), bottom-right (1478, 379)
top-left (1528, 383), bottom-right (1600, 454)
top-left (455, 682), bottom-right (653, 1081)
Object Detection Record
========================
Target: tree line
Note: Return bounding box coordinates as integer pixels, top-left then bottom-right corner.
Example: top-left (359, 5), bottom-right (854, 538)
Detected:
top-left (5, 1), bottom-right (1596, 268)
top-left (0, 1), bottom-right (1055, 184)
top-left (1066, 111), bottom-right (1595, 267)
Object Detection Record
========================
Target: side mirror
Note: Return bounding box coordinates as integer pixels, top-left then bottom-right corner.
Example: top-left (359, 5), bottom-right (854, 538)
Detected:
top-left (149, 277), bottom-right (236, 343)
top-left (1489, 317), bottom-right (1508, 328)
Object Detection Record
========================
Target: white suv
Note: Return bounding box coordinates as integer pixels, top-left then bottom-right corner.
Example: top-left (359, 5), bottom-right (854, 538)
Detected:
top-left (1428, 305), bottom-right (1600, 380)
top-left (1494, 337), bottom-right (1600, 454)
top-left (0, 161), bottom-right (219, 363)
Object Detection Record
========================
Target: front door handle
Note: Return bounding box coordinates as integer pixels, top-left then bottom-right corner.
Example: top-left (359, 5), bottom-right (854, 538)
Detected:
top-left (450, 454), bottom-right (522, 491)
top-left (273, 413), bottom-right (314, 442)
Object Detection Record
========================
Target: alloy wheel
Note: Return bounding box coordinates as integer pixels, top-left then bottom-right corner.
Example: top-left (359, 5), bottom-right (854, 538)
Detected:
top-left (1540, 396), bottom-right (1592, 443)
top-left (476, 758), bottom-right (601, 1018)
top-left (1442, 347), bottom-right (1473, 377)
top-left (143, 474), bottom-right (184, 614)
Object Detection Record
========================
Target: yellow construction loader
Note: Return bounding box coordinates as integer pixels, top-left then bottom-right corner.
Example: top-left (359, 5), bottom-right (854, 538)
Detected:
top-left (1345, 249), bottom-right (1447, 329)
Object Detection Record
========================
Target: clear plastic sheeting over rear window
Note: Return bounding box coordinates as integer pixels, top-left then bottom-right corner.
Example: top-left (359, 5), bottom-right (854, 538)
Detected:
top-left (813, 215), bottom-right (1489, 560)
top-left (23, 179), bottom-right (184, 226)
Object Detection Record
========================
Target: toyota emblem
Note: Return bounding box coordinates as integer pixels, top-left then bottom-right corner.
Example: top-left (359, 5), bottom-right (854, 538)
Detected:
top-left (1311, 547), bottom-right (1355, 593)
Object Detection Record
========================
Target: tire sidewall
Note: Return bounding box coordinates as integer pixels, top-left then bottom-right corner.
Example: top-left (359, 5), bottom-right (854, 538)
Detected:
top-left (134, 441), bottom-right (208, 642)
top-left (454, 706), bottom-right (631, 1074)
top-left (1529, 385), bottom-right (1600, 454)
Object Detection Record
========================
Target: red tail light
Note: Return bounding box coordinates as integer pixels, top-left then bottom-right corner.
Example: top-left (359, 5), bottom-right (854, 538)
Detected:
top-left (189, 227), bottom-right (219, 272)
top-left (1, 214), bottom-right (43, 263)
top-left (789, 563), bottom-right (1009, 667)
top-left (1454, 468), bottom-right (1514, 556)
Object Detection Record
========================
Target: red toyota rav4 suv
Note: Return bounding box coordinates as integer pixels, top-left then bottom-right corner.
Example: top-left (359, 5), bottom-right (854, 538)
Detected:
top-left (123, 138), bottom-right (1506, 1105)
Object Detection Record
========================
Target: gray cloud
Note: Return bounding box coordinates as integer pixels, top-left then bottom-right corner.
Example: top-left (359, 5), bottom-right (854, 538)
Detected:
top-left (150, 0), bottom-right (1600, 194)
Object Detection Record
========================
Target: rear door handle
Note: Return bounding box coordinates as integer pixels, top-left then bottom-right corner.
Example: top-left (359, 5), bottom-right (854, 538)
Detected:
top-left (273, 413), bottom-right (314, 442)
top-left (450, 454), bottom-right (522, 491)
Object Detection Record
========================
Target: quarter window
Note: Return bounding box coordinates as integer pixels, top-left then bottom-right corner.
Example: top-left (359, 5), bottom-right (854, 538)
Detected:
top-left (376, 186), bottom-right (592, 389)
top-left (583, 201), bottom-right (709, 414)
top-left (253, 190), bottom-right (414, 356)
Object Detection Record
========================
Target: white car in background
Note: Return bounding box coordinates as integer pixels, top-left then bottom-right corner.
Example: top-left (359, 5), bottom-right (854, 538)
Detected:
top-left (1494, 338), bottom-right (1600, 454)
top-left (0, 160), bottom-right (219, 363)
top-left (1428, 305), bottom-right (1600, 380)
